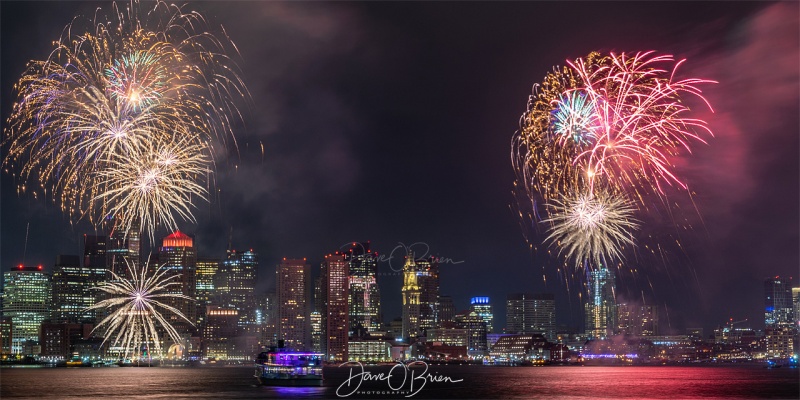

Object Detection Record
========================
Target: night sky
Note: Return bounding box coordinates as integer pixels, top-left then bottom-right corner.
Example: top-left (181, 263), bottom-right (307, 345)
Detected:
top-left (1, 2), bottom-right (798, 336)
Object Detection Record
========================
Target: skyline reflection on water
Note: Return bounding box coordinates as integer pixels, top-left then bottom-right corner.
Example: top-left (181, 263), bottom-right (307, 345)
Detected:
top-left (1, 365), bottom-right (798, 399)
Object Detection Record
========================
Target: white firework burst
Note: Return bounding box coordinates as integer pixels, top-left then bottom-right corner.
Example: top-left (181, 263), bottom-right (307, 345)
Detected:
top-left (87, 259), bottom-right (194, 360)
top-left (543, 190), bottom-right (639, 268)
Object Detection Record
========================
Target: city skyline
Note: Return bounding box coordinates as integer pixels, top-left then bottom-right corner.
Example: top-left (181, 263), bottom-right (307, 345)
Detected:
top-left (1, 1), bottom-right (798, 343)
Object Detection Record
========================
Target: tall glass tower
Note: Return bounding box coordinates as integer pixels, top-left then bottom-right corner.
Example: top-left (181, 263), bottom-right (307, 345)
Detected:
top-left (585, 268), bottom-right (616, 338)
top-left (345, 242), bottom-right (381, 333)
top-left (3, 265), bottom-right (51, 354)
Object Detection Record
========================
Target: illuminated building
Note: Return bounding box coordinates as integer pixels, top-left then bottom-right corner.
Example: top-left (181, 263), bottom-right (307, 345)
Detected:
top-left (389, 318), bottom-right (403, 340)
top-left (585, 268), bottom-right (616, 339)
top-left (489, 334), bottom-right (549, 362)
top-left (51, 255), bottom-right (104, 323)
top-left (427, 326), bottom-right (468, 347)
top-left (438, 295), bottom-right (455, 326)
top-left (401, 254), bottom-right (421, 340)
top-left (765, 326), bottom-right (795, 358)
top-left (506, 293), bottom-right (556, 342)
top-left (259, 291), bottom-right (278, 347)
top-left (203, 306), bottom-right (238, 360)
top-left (0, 318), bottom-right (12, 355)
top-left (470, 297), bottom-right (494, 333)
top-left (325, 252), bottom-right (349, 361)
top-left (158, 230), bottom-right (197, 338)
top-left (310, 311), bottom-right (323, 353)
top-left (215, 248), bottom-right (259, 334)
top-left (3, 265), bottom-right (50, 354)
top-left (616, 304), bottom-right (658, 336)
top-left (348, 336), bottom-right (392, 362)
top-left (415, 256), bottom-right (440, 335)
top-left (764, 276), bottom-right (794, 329)
top-left (195, 257), bottom-right (219, 326)
top-left (40, 322), bottom-right (93, 360)
top-left (345, 242), bottom-right (382, 333)
top-left (793, 287), bottom-right (800, 328)
top-left (455, 310), bottom-right (488, 358)
top-left (277, 258), bottom-right (310, 351)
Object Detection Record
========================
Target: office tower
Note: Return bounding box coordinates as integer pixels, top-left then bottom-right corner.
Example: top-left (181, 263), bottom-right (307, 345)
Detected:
top-left (0, 318), bottom-right (12, 355)
top-left (203, 306), bottom-right (239, 360)
top-left (314, 269), bottom-right (327, 355)
top-left (506, 293), bottom-right (556, 342)
top-left (345, 242), bottom-right (382, 333)
top-left (310, 311), bottom-right (323, 353)
top-left (51, 255), bottom-right (104, 323)
top-left (325, 252), bottom-right (349, 361)
top-left (159, 231), bottom-right (197, 337)
top-left (401, 254), bottom-right (422, 340)
top-left (3, 265), bottom-right (51, 354)
top-left (259, 291), bottom-right (278, 347)
top-left (438, 295), bottom-right (456, 326)
top-left (83, 234), bottom-right (107, 270)
top-left (470, 297), bottom-right (494, 333)
top-left (585, 268), bottom-right (616, 338)
top-left (455, 310), bottom-right (488, 358)
top-left (616, 304), bottom-right (658, 336)
top-left (105, 218), bottom-right (141, 278)
top-left (40, 322), bottom-right (93, 359)
top-left (415, 256), bottom-right (440, 335)
top-left (215, 248), bottom-right (259, 334)
top-left (793, 287), bottom-right (800, 328)
top-left (764, 276), bottom-right (794, 328)
top-left (277, 258), bottom-right (310, 351)
top-left (195, 257), bottom-right (220, 326)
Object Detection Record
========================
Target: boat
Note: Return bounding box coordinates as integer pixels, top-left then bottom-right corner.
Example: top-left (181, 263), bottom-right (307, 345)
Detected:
top-left (254, 348), bottom-right (324, 386)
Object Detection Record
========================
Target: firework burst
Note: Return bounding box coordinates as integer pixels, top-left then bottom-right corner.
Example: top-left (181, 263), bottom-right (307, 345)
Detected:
top-left (87, 259), bottom-right (193, 360)
top-left (543, 191), bottom-right (639, 269)
top-left (2, 0), bottom-right (249, 238)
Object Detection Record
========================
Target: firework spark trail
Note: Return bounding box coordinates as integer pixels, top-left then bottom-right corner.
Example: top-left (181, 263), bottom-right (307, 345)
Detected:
top-left (87, 259), bottom-right (193, 360)
top-left (2, 0), bottom-right (249, 239)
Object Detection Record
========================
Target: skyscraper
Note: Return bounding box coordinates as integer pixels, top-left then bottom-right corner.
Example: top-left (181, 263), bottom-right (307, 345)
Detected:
top-left (506, 293), bottom-right (555, 341)
top-left (438, 295), bottom-right (456, 326)
top-left (764, 276), bottom-right (794, 329)
top-left (585, 268), bottom-right (616, 339)
top-left (3, 265), bottom-right (51, 354)
top-left (215, 248), bottom-right (259, 334)
top-left (792, 287), bottom-right (800, 328)
top-left (470, 297), bottom-right (494, 333)
top-left (345, 242), bottom-right (382, 333)
top-left (325, 252), bottom-right (349, 361)
top-left (82, 234), bottom-right (107, 270)
top-left (195, 257), bottom-right (220, 326)
top-left (401, 255), bottom-right (422, 340)
top-left (105, 219), bottom-right (140, 279)
top-left (51, 255), bottom-right (104, 323)
top-left (159, 230), bottom-right (197, 337)
top-left (277, 258), bottom-right (310, 351)
top-left (455, 310), bottom-right (488, 358)
top-left (415, 256), bottom-right (440, 335)
top-left (310, 311), bottom-right (323, 353)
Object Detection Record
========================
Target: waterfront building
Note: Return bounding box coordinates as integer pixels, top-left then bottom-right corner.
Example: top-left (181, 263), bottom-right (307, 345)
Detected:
top-left (427, 325), bottom-right (468, 347)
top-left (401, 254), bottom-right (422, 340)
top-left (345, 242), bottom-right (382, 333)
top-left (40, 322), bottom-right (93, 360)
top-left (195, 257), bottom-right (220, 326)
top-left (455, 310), bottom-right (488, 358)
top-left (158, 231), bottom-right (197, 337)
top-left (585, 268), bottom-right (616, 339)
top-left (0, 318), bottom-right (12, 355)
top-left (616, 304), bottom-right (658, 336)
top-left (489, 334), bottom-right (549, 362)
top-left (3, 265), bottom-right (50, 354)
top-left (310, 311), bottom-right (323, 353)
top-left (325, 252), bottom-right (349, 361)
top-left (203, 306), bottom-right (239, 360)
top-left (277, 258), bottom-right (310, 351)
top-left (470, 296), bottom-right (494, 333)
top-left (215, 248), bottom-right (259, 334)
top-left (438, 295), bottom-right (456, 326)
top-left (51, 255), bottom-right (104, 323)
top-left (765, 327), bottom-right (795, 358)
top-left (348, 336), bottom-right (393, 362)
top-left (765, 276), bottom-right (794, 329)
top-left (506, 293), bottom-right (556, 342)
